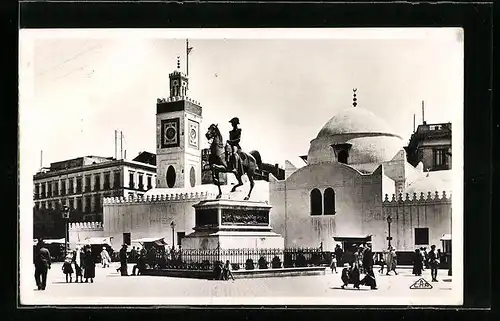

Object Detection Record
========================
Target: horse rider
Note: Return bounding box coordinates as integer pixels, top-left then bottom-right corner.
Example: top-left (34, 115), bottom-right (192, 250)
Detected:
top-left (228, 117), bottom-right (243, 174)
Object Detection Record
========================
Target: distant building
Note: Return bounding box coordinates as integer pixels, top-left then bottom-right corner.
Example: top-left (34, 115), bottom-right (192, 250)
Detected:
top-left (33, 153), bottom-right (157, 222)
top-left (405, 122), bottom-right (452, 172)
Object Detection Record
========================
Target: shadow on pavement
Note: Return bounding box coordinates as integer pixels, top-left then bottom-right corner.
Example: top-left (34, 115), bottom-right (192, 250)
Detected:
top-left (330, 286), bottom-right (371, 291)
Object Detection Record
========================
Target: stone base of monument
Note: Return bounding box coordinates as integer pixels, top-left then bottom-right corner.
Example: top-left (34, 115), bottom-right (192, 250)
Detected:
top-left (142, 199), bottom-right (312, 279)
top-left (181, 199), bottom-right (285, 251)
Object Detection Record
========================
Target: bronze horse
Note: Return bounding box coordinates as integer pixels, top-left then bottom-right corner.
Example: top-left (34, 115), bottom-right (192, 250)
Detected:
top-left (205, 124), bottom-right (262, 200)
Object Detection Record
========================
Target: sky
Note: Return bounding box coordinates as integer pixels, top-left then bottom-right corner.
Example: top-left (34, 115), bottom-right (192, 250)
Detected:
top-left (20, 28), bottom-right (463, 176)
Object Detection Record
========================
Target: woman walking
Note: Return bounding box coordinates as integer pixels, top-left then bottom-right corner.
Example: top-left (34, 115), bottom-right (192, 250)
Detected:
top-left (412, 248), bottom-right (423, 276)
top-left (386, 246), bottom-right (398, 275)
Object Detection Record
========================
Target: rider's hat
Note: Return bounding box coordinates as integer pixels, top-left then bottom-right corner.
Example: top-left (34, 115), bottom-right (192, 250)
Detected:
top-left (229, 117), bottom-right (240, 125)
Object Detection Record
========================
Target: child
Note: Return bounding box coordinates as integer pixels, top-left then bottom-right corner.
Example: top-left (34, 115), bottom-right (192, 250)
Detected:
top-left (223, 260), bottom-right (235, 281)
top-left (330, 254), bottom-right (337, 274)
top-left (62, 254), bottom-right (74, 283)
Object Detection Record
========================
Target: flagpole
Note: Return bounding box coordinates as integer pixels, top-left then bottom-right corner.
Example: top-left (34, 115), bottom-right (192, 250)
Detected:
top-left (186, 39), bottom-right (189, 76)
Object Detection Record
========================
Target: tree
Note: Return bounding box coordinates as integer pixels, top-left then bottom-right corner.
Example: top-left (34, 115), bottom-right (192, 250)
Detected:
top-left (33, 206), bottom-right (65, 240)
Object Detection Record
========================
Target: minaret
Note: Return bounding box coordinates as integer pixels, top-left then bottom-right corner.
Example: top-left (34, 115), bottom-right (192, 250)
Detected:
top-left (155, 57), bottom-right (202, 189)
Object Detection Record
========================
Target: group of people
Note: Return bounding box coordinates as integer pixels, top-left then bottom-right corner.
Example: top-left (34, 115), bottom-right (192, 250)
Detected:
top-left (413, 244), bottom-right (441, 281)
top-left (116, 243), bottom-right (149, 276)
top-left (34, 239), bottom-right (100, 290)
top-left (377, 246), bottom-right (398, 275)
top-left (61, 245), bottom-right (98, 283)
top-left (338, 242), bottom-right (378, 290)
top-left (213, 260), bottom-right (235, 281)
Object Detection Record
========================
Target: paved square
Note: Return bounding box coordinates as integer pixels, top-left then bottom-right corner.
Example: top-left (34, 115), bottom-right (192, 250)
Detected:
top-left (22, 262), bottom-right (456, 305)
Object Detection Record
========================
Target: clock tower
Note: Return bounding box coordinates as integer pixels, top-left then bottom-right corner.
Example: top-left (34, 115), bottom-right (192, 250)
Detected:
top-left (156, 65), bottom-right (202, 189)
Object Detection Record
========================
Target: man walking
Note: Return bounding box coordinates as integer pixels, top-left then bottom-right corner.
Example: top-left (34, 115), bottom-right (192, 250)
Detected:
top-left (334, 244), bottom-right (343, 267)
top-left (34, 239), bottom-right (51, 290)
top-left (428, 244), bottom-right (440, 282)
top-left (119, 244), bottom-right (129, 276)
top-left (362, 242), bottom-right (377, 290)
top-left (100, 246), bottom-right (111, 268)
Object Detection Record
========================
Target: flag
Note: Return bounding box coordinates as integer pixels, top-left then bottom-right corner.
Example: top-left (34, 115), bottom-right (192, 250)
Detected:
top-left (187, 46), bottom-right (193, 55)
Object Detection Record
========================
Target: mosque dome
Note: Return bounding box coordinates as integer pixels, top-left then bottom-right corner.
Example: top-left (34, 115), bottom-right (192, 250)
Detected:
top-left (316, 108), bottom-right (394, 138)
top-left (307, 105), bottom-right (404, 166)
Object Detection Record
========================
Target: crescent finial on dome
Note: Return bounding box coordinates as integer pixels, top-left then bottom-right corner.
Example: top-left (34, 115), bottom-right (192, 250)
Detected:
top-left (352, 88), bottom-right (358, 107)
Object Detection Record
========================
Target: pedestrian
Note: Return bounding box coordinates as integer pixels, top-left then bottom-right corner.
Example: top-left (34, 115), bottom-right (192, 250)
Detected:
top-left (34, 239), bottom-right (51, 290)
top-left (119, 244), bottom-right (129, 276)
top-left (378, 248), bottom-right (387, 274)
top-left (330, 254), bottom-right (337, 274)
top-left (428, 245), bottom-right (440, 282)
top-left (437, 249), bottom-right (443, 269)
top-left (132, 247), bottom-right (147, 276)
top-left (355, 245), bottom-right (364, 273)
top-left (334, 244), bottom-right (343, 267)
top-left (130, 246), bottom-right (137, 264)
top-left (223, 260), bottom-right (235, 281)
top-left (341, 262), bottom-right (360, 289)
top-left (361, 242), bottom-right (377, 290)
top-left (62, 253), bottom-right (74, 283)
top-left (72, 246), bottom-right (84, 283)
top-left (386, 246), bottom-right (398, 275)
top-left (100, 246), bottom-right (111, 268)
top-left (412, 248), bottom-right (423, 276)
top-left (420, 247), bottom-right (426, 271)
top-left (423, 247), bottom-right (429, 269)
top-left (83, 245), bottom-right (95, 283)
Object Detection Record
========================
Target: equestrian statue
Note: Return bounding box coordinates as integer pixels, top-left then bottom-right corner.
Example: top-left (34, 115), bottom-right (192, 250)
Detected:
top-left (205, 117), bottom-right (262, 200)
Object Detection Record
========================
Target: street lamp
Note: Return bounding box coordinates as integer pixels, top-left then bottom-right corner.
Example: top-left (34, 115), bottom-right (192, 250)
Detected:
top-left (61, 205), bottom-right (70, 254)
top-left (386, 215), bottom-right (393, 249)
top-left (170, 221), bottom-right (176, 250)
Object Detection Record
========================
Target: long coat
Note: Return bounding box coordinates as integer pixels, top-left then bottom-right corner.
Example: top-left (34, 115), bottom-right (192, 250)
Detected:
top-left (385, 250), bottom-right (394, 269)
top-left (413, 251), bottom-right (423, 275)
top-left (83, 250), bottom-right (96, 278)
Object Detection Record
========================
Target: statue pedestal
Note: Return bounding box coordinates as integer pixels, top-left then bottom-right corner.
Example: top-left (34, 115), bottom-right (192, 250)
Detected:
top-left (181, 199), bottom-right (284, 250)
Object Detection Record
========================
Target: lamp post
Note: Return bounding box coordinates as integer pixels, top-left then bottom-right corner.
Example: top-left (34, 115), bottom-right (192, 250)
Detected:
top-left (170, 221), bottom-right (176, 250)
top-left (386, 215), bottom-right (393, 249)
top-left (61, 205), bottom-right (70, 254)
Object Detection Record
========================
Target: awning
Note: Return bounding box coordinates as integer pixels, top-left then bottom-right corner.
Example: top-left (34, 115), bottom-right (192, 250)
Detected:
top-left (440, 234), bottom-right (452, 241)
top-left (77, 237), bottom-right (113, 245)
top-left (33, 238), bottom-right (66, 245)
top-left (333, 235), bottom-right (372, 242)
top-left (132, 237), bottom-right (167, 246)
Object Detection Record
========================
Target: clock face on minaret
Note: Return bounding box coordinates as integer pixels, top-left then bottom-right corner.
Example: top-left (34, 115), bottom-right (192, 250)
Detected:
top-left (161, 118), bottom-right (179, 148)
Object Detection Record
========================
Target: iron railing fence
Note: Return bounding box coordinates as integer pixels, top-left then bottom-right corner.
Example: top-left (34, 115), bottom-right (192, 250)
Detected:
top-left (145, 247), bottom-right (332, 271)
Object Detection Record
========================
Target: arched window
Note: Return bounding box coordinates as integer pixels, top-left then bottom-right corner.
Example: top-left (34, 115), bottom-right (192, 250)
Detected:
top-left (338, 150), bottom-right (348, 164)
top-left (324, 188), bottom-right (335, 215)
top-left (310, 188), bottom-right (322, 216)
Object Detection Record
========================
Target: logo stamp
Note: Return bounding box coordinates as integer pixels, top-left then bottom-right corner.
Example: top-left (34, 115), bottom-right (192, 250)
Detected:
top-left (410, 278), bottom-right (433, 289)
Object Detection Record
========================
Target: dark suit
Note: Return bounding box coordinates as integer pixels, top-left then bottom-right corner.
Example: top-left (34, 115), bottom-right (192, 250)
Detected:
top-left (361, 248), bottom-right (377, 289)
top-left (34, 246), bottom-right (51, 290)
top-left (119, 248), bottom-right (128, 276)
